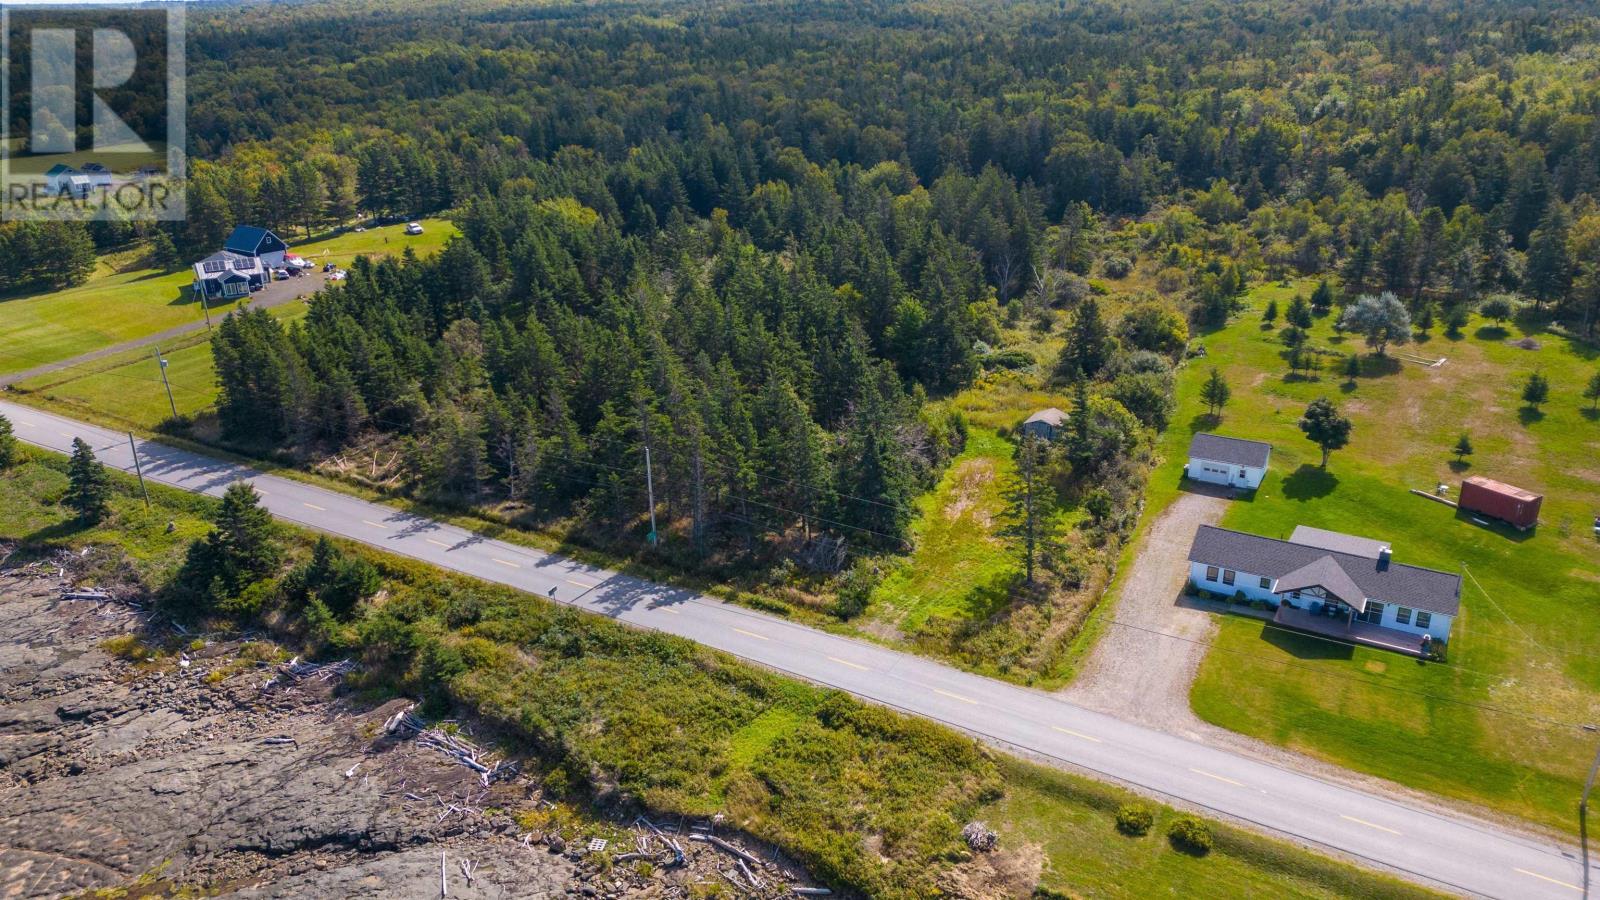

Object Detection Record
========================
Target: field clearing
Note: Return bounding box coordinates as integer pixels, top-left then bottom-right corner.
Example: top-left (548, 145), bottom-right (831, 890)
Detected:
top-left (13, 299), bottom-right (313, 432)
top-left (0, 217), bottom-right (457, 379)
top-left (1174, 282), bottom-right (1600, 832)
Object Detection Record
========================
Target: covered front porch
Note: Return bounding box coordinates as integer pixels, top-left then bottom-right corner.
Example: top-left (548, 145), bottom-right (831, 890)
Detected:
top-left (1272, 604), bottom-right (1427, 658)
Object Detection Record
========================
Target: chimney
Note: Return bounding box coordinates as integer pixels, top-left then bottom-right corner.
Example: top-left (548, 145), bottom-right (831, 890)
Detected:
top-left (1377, 546), bottom-right (1391, 570)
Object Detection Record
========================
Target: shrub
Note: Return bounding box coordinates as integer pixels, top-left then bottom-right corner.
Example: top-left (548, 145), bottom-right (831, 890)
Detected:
top-left (982, 349), bottom-right (1036, 370)
top-left (831, 559), bottom-right (880, 619)
top-left (1115, 803), bottom-right (1154, 836)
top-left (1167, 815), bottom-right (1214, 854)
top-left (1102, 255), bottom-right (1133, 278)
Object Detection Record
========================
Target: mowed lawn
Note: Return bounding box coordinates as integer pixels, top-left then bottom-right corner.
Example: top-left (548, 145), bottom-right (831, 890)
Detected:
top-left (0, 217), bottom-right (457, 378)
top-left (1173, 281), bottom-right (1600, 832)
top-left (14, 300), bottom-right (313, 431)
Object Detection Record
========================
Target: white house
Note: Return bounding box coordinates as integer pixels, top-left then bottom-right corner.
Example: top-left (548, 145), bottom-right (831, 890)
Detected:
top-left (1187, 524), bottom-right (1459, 652)
top-left (43, 164), bottom-right (78, 194)
top-left (192, 251), bottom-right (265, 300)
top-left (1186, 433), bottom-right (1271, 490)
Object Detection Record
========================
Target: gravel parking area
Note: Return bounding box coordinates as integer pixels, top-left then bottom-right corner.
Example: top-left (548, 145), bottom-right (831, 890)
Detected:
top-left (1064, 485), bottom-right (1229, 737)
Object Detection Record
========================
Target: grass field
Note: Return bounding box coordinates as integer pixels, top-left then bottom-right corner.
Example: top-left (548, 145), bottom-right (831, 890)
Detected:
top-left (0, 218), bottom-right (457, 379)
top-left (0, 452), bottom-right (1443, 900)
top-left (12, 299), bottom-right (313, 431)
top-left (1170, 281), bottom-right (1600, 833)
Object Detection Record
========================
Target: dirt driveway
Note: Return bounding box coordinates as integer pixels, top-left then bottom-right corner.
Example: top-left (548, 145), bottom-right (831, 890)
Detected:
top-left (1063, 485), bottom-right (1229, 737)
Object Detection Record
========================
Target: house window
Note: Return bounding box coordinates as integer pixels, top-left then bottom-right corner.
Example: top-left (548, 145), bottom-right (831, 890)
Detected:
top-left (1259, 576), bottom-right (1271, 589)
top-left (1395, 607), bottom-right (1412, 626)
top-left (1222, 569), bottom-right (1235, 586)
top-left (1205, 566), bottom-right (1219, 582)
top-left (1415, 611), bottom-right (1432, 630)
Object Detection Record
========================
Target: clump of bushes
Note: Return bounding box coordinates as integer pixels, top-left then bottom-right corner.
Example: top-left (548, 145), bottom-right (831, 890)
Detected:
top-left (1167, 815), bottom-right (1214, 854)
top-left (1102, 255), bottom-right (1134, 278)
top-left (1115, 803), bottom-right (1154, 836)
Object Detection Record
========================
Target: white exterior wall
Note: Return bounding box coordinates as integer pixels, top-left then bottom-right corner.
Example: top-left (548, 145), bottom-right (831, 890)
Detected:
top-left (1370, 602), bottom-right (1453, 641)
top-left (1188, 560), bottom-right (1454, 642)
top-left (1188, 561), bottom-right (1279, 602)
top-left (1187, 456), bottom-right (1266, 490)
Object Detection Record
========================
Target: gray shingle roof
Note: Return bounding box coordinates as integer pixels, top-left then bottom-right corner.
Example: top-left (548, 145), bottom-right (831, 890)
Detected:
top-left (1288, 525), bottom-right (1388, 559)
top-left (1024, 408), bottom-right (1068, 427)
top-left (1187, 525), bottom-right (1461, 616)
top-left (1274, 556), bottom-right (1369, 611)
top-left (1187, 433), bottom-right (1272, 469)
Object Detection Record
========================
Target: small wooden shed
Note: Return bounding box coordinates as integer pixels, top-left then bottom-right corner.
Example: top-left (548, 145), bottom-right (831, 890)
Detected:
top-left (1020, 408), bottom-right (1068, 441)
top-left (1459, 476), bottom-right (1542, 530)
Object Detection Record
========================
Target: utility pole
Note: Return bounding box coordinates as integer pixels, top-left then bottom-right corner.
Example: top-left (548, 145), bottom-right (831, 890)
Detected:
top-left (200, 295), bottom-right (212, 330)
top-left (644, 445), bottom-right (658, 546)
top-left (153, 344), bottom-right (178, 420)
top-left (1582, 723), bottom-right (1599, 897)
top-left (127, 433), bottom-right (150, 510)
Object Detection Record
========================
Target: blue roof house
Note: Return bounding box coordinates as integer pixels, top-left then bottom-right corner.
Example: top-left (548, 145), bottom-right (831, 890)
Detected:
top-left (223, 226), bottom-right (290, 268)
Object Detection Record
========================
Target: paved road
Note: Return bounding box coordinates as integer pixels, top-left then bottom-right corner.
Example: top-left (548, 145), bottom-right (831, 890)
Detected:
top-left (4, 398), bottom-right (1595, 899)
top-left (0, 275), bottom-right (324, 388)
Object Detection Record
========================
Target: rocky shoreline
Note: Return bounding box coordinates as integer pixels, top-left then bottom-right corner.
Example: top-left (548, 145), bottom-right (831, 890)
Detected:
top-left (0, 551), bottom-right (819, 899)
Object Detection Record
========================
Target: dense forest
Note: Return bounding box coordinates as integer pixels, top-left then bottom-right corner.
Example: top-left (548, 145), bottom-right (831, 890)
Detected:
top-left (13, 0), bottom-right (1600, 621)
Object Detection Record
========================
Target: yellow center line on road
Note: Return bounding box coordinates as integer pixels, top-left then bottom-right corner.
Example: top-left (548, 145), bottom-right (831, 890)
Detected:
top-left (425, 538), bottom-right (451, 548)
top-left (1514, 869), bottom-right (1582, 892)
top-left (1190, 768), bottom-right (1245, 787)
top-left (491, 558), bottom-right (521, 568)
top-left (1340, 814), bottom-right (1401, 836)
top-left (655, 606), bottom-right (680, 614)
top-left (732, 627), bottom-right (769, 641)
top-left (58, 431), bottom-right (74, 439)
top-left (1053, 726), bottom-right (1102, 743)
top-left (302, 502), bottom-right (326, 511)
top-left (933, 688), bottom-right (979, 705)
top-left (827, 655), bottom-right (869, 671)
top-left (362, 520), bottom-right (388, 529)
top-left (565, 578), bottom-right (594, 589)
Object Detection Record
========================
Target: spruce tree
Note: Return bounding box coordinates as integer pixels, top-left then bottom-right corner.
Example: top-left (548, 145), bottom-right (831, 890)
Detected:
top-left (65, 438), bottom-right (111, 522)
top-left (1200, 368), bottom-right (1231, 417)
top-left (0, 413), bottom-right (17, 470)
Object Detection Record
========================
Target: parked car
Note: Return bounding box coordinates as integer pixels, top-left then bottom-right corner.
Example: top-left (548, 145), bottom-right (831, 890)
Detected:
top-left (405, 222), bottom-right (424, 235)
top-left (272, 268), bottom-right (290, 280)
top-left (323, 262), bottom-right (336, 273)
top-left (328, 269), bottom-right (347, 282)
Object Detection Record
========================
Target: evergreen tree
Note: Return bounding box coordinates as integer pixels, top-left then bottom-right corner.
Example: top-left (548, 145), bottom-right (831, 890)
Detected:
top-left (1054, 296), bottom-right (1113, 382)
top-left (1261, 299), bottom-right (1278, 326)
top-left (1200, 368), bottom-right (1231, 417)
top-left (1585, 371), bottom-right (1600, 411)
top-left (1521, 371), bottom-right (1549, 410)
top-left (65, 438), bottom-right (111, 522)
top-left (1285, 295), bottom-right (1313, 329)
top-left (148, 231), bottom-right (182, 272)
top-left (1523, 204), bottom-right (1572, 310)
top-left (1452, 433), bottom-right (1474, 463)
top-left (1001, 434), bottom-right (1057, 584)
top-left (0, 413), bottom-right (17, 470)
top-left (169, 482), bottom-right (282, 617)
top-left (1299, 397), bottom-right (1352, 468)
top-left (1310, 279), bottom-right (1337, 313)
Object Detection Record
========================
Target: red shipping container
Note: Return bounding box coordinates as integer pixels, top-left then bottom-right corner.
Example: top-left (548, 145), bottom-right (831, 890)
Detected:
top-left (1459, 476), bottom-right (1543, 530)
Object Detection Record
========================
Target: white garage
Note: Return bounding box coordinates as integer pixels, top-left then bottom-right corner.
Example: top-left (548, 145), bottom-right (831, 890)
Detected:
top-left (1186, 433), bottom-right (1271, 490)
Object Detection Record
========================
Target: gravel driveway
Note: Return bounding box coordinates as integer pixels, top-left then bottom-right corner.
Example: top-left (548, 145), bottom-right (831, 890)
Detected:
top-left (1064, 485), bottom-right (1229, 737)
